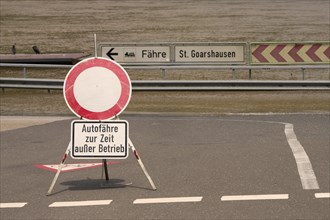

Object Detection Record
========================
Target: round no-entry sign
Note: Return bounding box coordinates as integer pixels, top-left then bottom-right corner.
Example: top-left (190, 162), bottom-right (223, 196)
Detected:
top-left (63, 57), bottom-right (131, 120)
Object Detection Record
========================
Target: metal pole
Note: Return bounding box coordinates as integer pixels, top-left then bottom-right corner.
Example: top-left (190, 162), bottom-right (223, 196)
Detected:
top-left (94, 33), bottom-right (97, 58)
top-left (103, 159), bottom-right (109, 181)
top-left (161, 68), bottom-right (166, 79)
top-left (249, 69), bottom-right (252, 80)
top-left (23, 67), bottom-right (27, 78)
top-left (302, 68), bottom-right (306, 80)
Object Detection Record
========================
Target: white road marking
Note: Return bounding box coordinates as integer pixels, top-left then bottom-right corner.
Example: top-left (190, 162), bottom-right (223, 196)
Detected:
top-left (284, 123), bottom-right (319, 190)
top-left (156, 117), bottom-right (321, 190)
top-left (221, 194), bottom-right (289, 201)
top-left (49, 200), bottom-right (112, 207)
top-left (0, 203), bottom-right (27, 208)
top-left (315, 193), bottom-right (330, 199)
top-left (133, 196), bottom-right (203, 204)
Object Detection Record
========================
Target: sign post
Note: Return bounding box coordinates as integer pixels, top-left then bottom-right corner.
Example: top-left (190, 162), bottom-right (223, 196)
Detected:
top-left (47, 56), bottom-right (156, 195)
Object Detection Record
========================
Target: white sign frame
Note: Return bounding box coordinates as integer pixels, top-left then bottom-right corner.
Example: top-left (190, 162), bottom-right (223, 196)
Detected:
top-left (71, 120), bottom-right (129, 159)
top-left (63, 57), bottom-right (132, 120)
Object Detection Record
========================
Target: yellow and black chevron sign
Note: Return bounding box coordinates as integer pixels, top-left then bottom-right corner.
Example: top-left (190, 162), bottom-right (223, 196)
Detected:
top-left (251, 42), bottom-right (330, 64)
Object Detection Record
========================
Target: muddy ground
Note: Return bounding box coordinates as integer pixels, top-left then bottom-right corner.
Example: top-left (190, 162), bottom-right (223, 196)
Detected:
top-left (0, 0), bottom-right (329, 116)
top-left (1, 0), bottom-right (329, 53)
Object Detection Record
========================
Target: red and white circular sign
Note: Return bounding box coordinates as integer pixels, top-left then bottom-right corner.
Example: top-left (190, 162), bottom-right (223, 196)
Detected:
top-left (63, 57), bottom-right (131, 120)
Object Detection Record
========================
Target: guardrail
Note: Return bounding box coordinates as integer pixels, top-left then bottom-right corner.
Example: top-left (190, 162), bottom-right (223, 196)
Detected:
top-left (1, 77), bottom-right (329, 91)
top-left (1, 63), bottom-right (329, 80)
top-left (2, 63), bottom-right (329, 69)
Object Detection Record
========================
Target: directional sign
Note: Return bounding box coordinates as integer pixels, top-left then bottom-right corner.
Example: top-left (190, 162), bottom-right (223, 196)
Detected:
top-left (99, 45), bottom-right (171, 63)
top-left (71, 120), bottom-right (128, 159)
top-left (175, 44), bottom-right (245, 63)
top-left (251, 42), bottom-right (330, 64)
top-left (63, 57), bottom-right (131, 120)
top-left (99, 43), bottom-right (246, 64)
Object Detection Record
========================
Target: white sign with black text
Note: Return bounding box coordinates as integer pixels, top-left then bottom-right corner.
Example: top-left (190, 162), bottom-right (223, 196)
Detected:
top-left (71, 120), bottom-right (129, 159)
top-left (98, 42), bottom-right (247, 64)
top-left (175, 45), bottom-right (245, 63)
top-left (100, 46), bottom-right (171, 63)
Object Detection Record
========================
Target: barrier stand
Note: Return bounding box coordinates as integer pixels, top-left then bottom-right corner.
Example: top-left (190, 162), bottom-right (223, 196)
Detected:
top-left (47, 141), bottom-right (71, 196)
top-left (46, 143), bottom-right (119, 195)
top-left (47, 118), bottom-right (156, 195)
top-left (47, 44), bottom-right (156, 195)
top-left (46, 138), bottom-right (156, 195)
top-left (128, 137), bottom-right (157, 190)
top-left (115, 115), bottom-right (157, 191)
top-left (99, 137), bottom-right (156, 190)
top-left (47, 116), bottom-right (84, 196)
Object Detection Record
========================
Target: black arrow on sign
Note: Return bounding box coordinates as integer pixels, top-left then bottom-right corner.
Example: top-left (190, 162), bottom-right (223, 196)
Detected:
top-left (106, 48), bottom-right (118, 60)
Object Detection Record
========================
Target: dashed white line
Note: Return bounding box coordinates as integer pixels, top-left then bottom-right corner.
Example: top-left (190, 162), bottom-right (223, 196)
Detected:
top-left (221, 194), bottom-right (289, 201)
top-left (2, 193), bottom-right (328, 209)
top-left (49, 200), bottom-right (112, 208)
top-left (284, 123), bottom-right (319, 190)
top-left (133, 196), bottom-right (203, 204)
top-left (315, 193), bottom-right (330, 199)
top-left (0, 203), bottom-right (27, 208)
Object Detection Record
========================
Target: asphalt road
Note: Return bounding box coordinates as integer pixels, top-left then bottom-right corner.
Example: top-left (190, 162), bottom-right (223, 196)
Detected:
top-left (1, 114), bottom-right (329, 220)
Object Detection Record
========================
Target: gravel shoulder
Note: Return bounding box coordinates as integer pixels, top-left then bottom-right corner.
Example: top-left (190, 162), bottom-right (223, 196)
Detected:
top-left (0, 116), bottom-right (73, 132)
